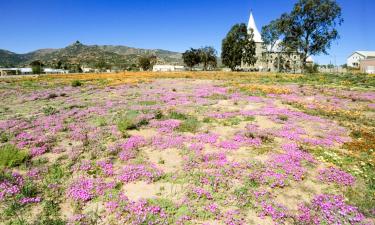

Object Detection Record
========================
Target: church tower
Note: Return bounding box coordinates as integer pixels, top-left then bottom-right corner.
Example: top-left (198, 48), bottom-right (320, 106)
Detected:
top-left (245, 11), bottom-right (265, 70)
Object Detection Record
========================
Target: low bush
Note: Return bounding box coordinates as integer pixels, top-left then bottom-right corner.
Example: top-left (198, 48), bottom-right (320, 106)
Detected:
top-left (71, 80), bottom-right (82, 87)
top-left (43, 105), bottom-right (58, 116)
top-left (117, 111), bottom-right (142, 137)
top-left (0, 144), bottom-right (28, 168)
top-left (178, 117), bottom-right (200, 133)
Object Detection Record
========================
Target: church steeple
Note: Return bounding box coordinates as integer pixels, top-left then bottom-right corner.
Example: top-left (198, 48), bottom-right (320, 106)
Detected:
top-left (247, 11), bottom-right (263, 43)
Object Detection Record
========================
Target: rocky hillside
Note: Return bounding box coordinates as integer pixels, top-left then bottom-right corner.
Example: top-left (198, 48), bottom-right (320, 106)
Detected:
top-left (0, 41), bottom-right (182, 68)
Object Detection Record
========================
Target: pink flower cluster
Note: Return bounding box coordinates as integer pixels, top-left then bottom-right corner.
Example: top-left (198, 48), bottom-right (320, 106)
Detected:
top-left (250, 143), bottom-right (316, 188)
top-left (105, 194), bottom-right (168, 225)
top-left (194, 133), bottom-right (219, 144)
top-left (19, 197), bottom-right (41, 205)
top-left (97, 161), bottom-right (114, 176)
top-left (117, 164), bottom-right (163, 183)
top-left (151, 134), bottom-right (186, 149)
top-left (192, 187), bottom-right (213, 200)
top-left (0, 172), bottom-right (24, 201)
top-left (297, 194), bottom-right (366, 224)
top-left (150, 119), bottom-right (181, 132)
top-left (223, 210), bottom-right (245, 225)
top-left (318, 167), bottom-right (355, 186)
top-left (119, 135), bottom-right (146, 161)
top-left (67, 177), bottom-right (115, 202)
top-left (254, 190), bottom-right (289, 224)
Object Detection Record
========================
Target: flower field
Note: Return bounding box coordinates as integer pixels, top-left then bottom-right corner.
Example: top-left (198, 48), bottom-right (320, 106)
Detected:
top-left (0, 72), bottom-right (374, 225)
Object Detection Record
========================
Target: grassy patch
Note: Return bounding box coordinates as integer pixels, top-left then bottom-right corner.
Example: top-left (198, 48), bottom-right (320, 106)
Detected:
top-left (177, 117), bottom-right (200, 133)
top-left (116, 111), bottom-right (141, 137)
top-left (71, 80), bottom-right (83, 87)
top-left (139, 101), bottom-right (158, 106)
top-left (43, 105), bottom-right (58, 116)
top-left (0, 144), bottom-right (28, 169)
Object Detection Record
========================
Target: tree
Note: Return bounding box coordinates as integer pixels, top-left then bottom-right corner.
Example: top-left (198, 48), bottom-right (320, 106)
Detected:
top-left (262, 20), bottom-right (281, 53)
top-left (182, 48), bottom-right (201, 70)
top-left (138, 56), bottom-right (152, 71)
top-left (221, 23), bottom-right (257, 71)
top-left (30, 60), bottom-right (43, 74)
top-left (199, 46), bottom-right (217, 70)
top-left (262, 20), bottom-right (282, 71)
top-left (96, 60), bottom-right (109, 71)
top-left (278, 0), bottom-right (343, 69)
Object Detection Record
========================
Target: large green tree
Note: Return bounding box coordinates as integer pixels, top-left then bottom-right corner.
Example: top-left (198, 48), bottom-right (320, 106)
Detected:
top-left (221, 23), bottom-right (257, 71)
top-left (30, 60), bottom-right (43, 74)
top-left (279, 0), bottom-right (343, 68)
top-left (182, 48), bottom-right (201, 70)
top-left (138, 56), bottom-right (152, 71)
top-left (199, 46), bottom-right (217, 71)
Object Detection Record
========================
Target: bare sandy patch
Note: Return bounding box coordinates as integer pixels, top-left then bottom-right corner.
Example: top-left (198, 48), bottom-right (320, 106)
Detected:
top-left (128, 128), bottom-right (158, 139)
top-left (246, 209), bottom-right (275, 225)
top-left (243, 102), bottom-right (264, 111)
top-left (144, 148), bottom-right (183, 173)
top-left (122, 181), bottom-right (183, 201)
top-left (255, 116), bottom-right (282, 129)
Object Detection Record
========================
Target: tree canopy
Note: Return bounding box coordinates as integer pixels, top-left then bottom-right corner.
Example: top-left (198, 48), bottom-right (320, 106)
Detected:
top-left (266, 0), bottom-right (343, 68)
top-left (138, 56), bottom-right (155, 71)
top-left (199, 46), bottom-right (217, 71)
top-left (221, 23), bottom-right (257, 71)
top-left (182, 48), bottom-right (202, 70)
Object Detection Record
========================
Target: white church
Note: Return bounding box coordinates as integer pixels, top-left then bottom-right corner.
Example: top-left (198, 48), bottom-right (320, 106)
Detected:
top-left (242, 12), bottom-right (313, 72)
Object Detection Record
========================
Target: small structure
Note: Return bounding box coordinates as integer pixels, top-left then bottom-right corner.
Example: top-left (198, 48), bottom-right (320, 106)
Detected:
top-left (360, 58), bottom-right (375, 74)
top-left (347, 51), bottom-right (375, 68)
top-left (43, 68), bottom-right (68, 74)
top-left (0, 68), bottom-right (33, 76)
top-left (153, 65), bottom-right (185, 72)
top-left (82, 67), bottom-right (94, 73)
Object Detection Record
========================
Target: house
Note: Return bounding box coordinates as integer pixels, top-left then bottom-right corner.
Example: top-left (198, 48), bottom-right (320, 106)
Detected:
top-left (360, 59), bottom-right (375, 74)
top-left (347, 51), bottom-right (375, 68)
top-left (82, 67), bottom-right (94, 73)
top-left (0, 68), bottom-right (33, 76)
top-left (241, 11), bottom-right (312, 73)
top-left (153, 65), bottom-right (185, 72)
top-left (43, 68), bottom-right (69, 74)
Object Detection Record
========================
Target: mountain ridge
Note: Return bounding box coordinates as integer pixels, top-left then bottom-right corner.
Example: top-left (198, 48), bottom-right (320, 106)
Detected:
top-left (0, 41), bottom-right (182, 68)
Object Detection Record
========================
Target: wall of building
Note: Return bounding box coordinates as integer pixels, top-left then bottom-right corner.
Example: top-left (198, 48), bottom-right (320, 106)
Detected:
top-left (347, 53), bottom-right (365, 68)
top-left (360, 59), bottom-right (375, 74)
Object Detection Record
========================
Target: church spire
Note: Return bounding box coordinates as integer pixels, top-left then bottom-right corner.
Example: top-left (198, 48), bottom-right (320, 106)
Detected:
top-left (247, 11), bottom-right (263, 43)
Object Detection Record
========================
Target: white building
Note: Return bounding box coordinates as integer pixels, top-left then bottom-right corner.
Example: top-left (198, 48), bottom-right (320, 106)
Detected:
top-left (0, 68), bottom-right (33, 76)
top-left (347, 51), bottom-right (375, 68)
top-left (153, 65), bottom-right (185, 72)
top-left (242, 11), bottom-right (312, 72)
top-left (82, 67), bottom-right (94, 73)
top-left (43, 68), bottom-right (69, 74)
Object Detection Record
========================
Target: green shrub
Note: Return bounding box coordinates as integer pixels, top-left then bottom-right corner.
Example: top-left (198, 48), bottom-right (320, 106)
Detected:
top-left (139, 101), bottom-right (157, 106)
top-left (71, 80), bottom-right (82, 87)
top-left (178, 117), bottom-right (200, 133)
top-left (43, 106), bottom-right (58, 116)
top-left (0, 132), bottom-right (10, 143)
top-left (277, 114), bottom-right (288, 121)
top-left (117, 111), bottom-right (141, 137)
top-left (168, 111), bottom-right (188, 120)
top-left (0, 144), bottom-right (28, 168)
top-left (154, 110), bottom-right (163, 119)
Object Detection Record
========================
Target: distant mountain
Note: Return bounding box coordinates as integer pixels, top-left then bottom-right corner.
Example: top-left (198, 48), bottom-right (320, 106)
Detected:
top-left (0, 50), bottom-right (24, 67)
top-left (0, 41), bottom-right (182, 68)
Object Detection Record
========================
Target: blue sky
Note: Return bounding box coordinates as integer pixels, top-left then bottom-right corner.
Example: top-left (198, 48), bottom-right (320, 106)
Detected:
top-left (0, 0), bottom-right (374, 65)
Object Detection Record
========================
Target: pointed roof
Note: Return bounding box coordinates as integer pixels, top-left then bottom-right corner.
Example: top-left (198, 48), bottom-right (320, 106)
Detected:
top-left (247, 11), bottom-right (263, 43)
